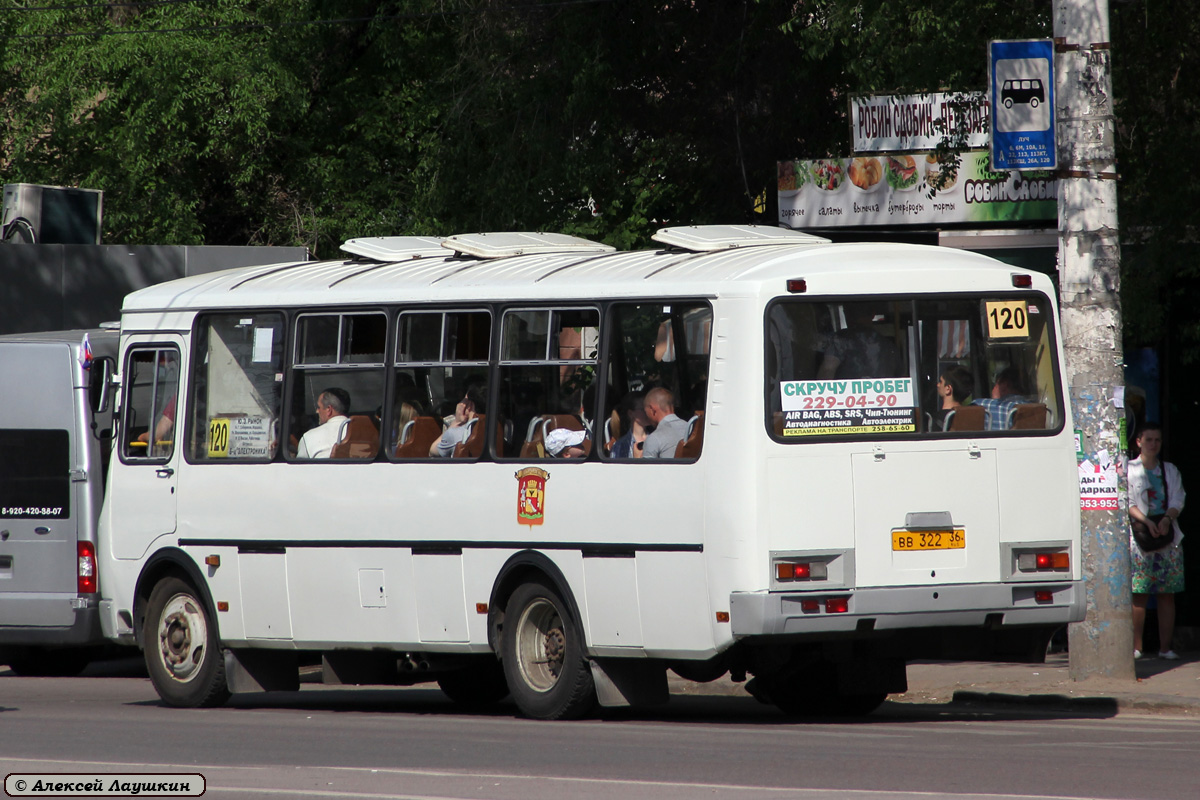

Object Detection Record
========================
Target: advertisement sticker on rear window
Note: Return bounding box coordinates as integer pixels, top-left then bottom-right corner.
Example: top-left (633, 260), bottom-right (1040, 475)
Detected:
top-left (780, 378), bottom-right (917, 436)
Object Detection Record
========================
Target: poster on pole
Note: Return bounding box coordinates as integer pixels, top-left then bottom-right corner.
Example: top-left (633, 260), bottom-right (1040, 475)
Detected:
top-left (989, 39), bottom-right (1056, 171)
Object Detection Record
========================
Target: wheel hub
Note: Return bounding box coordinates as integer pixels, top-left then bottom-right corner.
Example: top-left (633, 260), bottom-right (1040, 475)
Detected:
top-left (543, 627), bottom-right (565, 677)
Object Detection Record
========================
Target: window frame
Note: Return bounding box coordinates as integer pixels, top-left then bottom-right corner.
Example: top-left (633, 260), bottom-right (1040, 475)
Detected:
top-left (184, 310), bottom-right (287, 466)
top-left (118, 344), bottom-right (182, 465)
top-left (763, 291), bottom-right (1065, 444)
top-left (390, 307), bottom-right (494, 462)
top-left (494, 305), bottom-right (602, 462)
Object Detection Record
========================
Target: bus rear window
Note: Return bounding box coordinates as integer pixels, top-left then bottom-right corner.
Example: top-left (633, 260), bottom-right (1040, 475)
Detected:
top-left (766, 295), bottom-right (1063, 439)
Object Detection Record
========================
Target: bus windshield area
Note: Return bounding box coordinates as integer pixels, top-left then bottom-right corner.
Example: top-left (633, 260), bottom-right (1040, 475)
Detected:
top-left (766, 294), bottom-right (1062, 438)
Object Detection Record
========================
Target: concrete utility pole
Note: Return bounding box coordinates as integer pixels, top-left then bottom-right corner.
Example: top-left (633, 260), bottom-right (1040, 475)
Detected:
top-left (1055, 0), bottom-right (1134, 679)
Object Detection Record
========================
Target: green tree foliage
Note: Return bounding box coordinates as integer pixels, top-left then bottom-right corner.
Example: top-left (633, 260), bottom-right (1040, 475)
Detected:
top-left (0, 1), bottom-right (852, 255)
top-left (1111, 0), bottom-right (1200, 356)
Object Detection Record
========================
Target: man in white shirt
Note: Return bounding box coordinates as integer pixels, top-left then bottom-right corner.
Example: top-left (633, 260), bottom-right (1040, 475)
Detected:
top-left (296, 388), bottom-right (350, 459)
top-left (641, 387), bottom-right (689, 459)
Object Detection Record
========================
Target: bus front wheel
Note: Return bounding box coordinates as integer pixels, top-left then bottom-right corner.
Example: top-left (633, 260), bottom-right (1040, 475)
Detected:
top-left (143, 577), bottom-right (230, 708)
top-left (500, 580), bottom-right (596, 720)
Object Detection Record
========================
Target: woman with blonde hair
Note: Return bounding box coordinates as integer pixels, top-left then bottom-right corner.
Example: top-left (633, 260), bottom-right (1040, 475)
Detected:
top-left (1128, 423), bottom-right (1186, 660)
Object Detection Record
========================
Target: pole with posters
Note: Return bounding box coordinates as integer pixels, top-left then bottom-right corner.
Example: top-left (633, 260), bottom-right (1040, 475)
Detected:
top-left (1051, 1), bottom-right (1134, 678)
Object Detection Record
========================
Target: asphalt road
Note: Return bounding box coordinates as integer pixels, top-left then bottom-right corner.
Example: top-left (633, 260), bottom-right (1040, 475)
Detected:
top-left (2, 663), bottom-right (1199, 800)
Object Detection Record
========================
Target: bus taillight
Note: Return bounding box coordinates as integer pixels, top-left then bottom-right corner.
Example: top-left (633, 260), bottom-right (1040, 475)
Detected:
top-left (1018, 551), bottom-right (1069, 572)
top-left (78, 542), bottom-right (97, 594)
top-left (824, 597), bottom-right (849, 614)
top-left (775, 561), bottom-right (828, 581)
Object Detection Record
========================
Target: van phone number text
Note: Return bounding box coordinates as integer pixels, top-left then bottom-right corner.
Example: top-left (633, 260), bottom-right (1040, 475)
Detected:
top-left (2, 507), bottom-right (65, 518)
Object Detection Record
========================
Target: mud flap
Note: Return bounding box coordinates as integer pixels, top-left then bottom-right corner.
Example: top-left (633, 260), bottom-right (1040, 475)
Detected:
top-left (589, 658), bottom-right (669, 708)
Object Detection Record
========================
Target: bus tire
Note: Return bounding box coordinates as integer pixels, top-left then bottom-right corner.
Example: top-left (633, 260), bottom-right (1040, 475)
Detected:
top-left (500, 580), bottom-right (596, 720)
top-left (143, 577), bottom-right (229, 708)
top-left (437, 658), bottom-right (510, 709)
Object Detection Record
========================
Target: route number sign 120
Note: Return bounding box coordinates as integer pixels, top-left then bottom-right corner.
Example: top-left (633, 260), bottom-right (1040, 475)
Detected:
top-left (985, 300), bottom-right (1029, 339)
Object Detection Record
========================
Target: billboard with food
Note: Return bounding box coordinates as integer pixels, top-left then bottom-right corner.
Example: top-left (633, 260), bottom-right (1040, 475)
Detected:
top-left (778, 149), bottom-right (1055, 229)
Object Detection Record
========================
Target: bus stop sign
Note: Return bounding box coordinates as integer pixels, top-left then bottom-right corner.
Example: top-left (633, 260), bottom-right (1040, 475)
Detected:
top-left (989, 39), bottom-right (1056, 171)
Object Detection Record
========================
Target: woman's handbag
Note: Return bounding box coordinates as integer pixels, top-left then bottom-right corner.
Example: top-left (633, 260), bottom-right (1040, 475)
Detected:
top-left (1131, 464), bottom-right (1174, 552)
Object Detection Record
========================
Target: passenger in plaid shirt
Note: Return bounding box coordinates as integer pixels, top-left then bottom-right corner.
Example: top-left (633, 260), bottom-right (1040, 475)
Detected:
top-left (972, 367), bottom-right (1028, 430)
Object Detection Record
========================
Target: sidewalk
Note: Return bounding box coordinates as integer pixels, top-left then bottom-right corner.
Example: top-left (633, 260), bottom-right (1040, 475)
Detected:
top-left (670, 652), bottom-right (1200, 716)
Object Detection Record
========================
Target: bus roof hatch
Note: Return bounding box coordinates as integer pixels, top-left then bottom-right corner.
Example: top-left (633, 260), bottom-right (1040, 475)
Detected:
top-left (442, 232), bottom-right (615, 259)
top-left (340, 236), bottom-right (448, 261)
top-left (652, 225), bottom-right (830, 252)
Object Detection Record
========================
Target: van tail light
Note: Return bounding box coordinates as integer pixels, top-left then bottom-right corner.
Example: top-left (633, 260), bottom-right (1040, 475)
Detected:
top-left (78, 541), bottom-right (97, 594)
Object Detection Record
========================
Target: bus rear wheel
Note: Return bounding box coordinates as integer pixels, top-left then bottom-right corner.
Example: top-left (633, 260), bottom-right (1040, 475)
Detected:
top-left (143, 577), bottom-right (229, 708)
top-left (500, 580), bottom-right (595, 720)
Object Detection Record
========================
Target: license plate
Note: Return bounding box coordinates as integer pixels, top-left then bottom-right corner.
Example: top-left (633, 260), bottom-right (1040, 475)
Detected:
top-left (892, 529), bottom-right (965, 551)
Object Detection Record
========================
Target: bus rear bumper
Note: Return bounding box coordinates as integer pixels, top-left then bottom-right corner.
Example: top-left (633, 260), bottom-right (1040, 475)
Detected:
top-left (730, 580), bottom-right (1084, 638)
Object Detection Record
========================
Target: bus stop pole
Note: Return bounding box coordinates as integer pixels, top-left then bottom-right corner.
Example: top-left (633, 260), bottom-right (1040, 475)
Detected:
top-left (1054, 0), bottom-right (1135, 679)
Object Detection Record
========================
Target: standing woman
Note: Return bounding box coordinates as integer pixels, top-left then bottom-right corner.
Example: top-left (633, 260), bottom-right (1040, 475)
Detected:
top-left (1128, 423), bottom-right (1186, 659)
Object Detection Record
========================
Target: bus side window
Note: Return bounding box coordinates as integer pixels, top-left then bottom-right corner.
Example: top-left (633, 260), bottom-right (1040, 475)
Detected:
top-left (498, 308), bottom-right (599, 460)
top-left (121, 347), bottom-right (180, 461)
top-left (189, 313), bottom-right (285, 462)
top-left (289, 312), bottom-right (387, 461)
top-left (602, 301), bottom-right (711, 460)
top-left (393, 310), bottom-right (491, 460)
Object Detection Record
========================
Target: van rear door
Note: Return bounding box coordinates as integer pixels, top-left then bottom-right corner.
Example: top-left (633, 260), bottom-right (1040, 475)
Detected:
top-left (0, 343), bottom-right (80, 626)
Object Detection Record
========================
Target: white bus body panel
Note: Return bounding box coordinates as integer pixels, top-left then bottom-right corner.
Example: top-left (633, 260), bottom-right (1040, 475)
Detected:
top-left (98, 235), bottom-right (1082, 666)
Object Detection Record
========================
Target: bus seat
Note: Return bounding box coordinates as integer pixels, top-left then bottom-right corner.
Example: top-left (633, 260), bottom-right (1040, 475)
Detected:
top-left (547, 414), bottom-right (585, 432)
top-left (494, 418), bottom-right (509, 458)
top-left (674, 412), bottom-right (704, 459)
top-left (395, 416), bottom-right (441, 458)
top-left (520, 416), bottom-right (546, 459)
top-left (604, 412), bottom-right (619, 454)
top-left (1012, 403), bottom-right (1048, 430)
top-left (331, 415), bottom-right (379, 459)
top-left (453, 414), bottom-right (487, 458)
top-left (948, 405), bottom-right (985, 431)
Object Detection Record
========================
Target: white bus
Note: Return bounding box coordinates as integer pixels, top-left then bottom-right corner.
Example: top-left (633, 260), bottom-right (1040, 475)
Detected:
top-left (97, 225), bottom-right (1082, 719)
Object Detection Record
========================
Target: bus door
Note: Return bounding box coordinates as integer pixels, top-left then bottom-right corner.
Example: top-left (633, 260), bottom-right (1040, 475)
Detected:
top-left (110, 337), bottom-right (184, 560)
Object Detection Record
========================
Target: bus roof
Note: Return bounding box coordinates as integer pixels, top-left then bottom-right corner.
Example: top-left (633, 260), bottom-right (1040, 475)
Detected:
top-left (120, 225), bottom-right (1039, 315)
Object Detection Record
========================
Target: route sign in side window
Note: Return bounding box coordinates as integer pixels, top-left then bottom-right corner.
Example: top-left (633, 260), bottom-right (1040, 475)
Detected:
top-left (189, 313), bottom-right (285, 462)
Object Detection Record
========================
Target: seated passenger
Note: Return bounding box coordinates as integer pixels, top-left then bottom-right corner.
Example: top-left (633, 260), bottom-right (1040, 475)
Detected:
top-left (972, 367), bottom-right (1030, 430)
top-left (610, 391), bottom-right (651, 458)
top-left (933, 366), bottom-right (972, 430)
top-left (296, 388), bottom-right (351, 459)
top-left (545, 426), bottom-right (589, 458)
top-left (641, 387), bottom-right (688, 459)
top-left (431, 385), bottom-right (485, 458)
top-left (816, 304), bottom-right (899, 380)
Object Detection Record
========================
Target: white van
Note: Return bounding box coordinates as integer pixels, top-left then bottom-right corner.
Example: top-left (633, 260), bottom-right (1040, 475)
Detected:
top-left (0, 328), bottom-right (119, 675)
